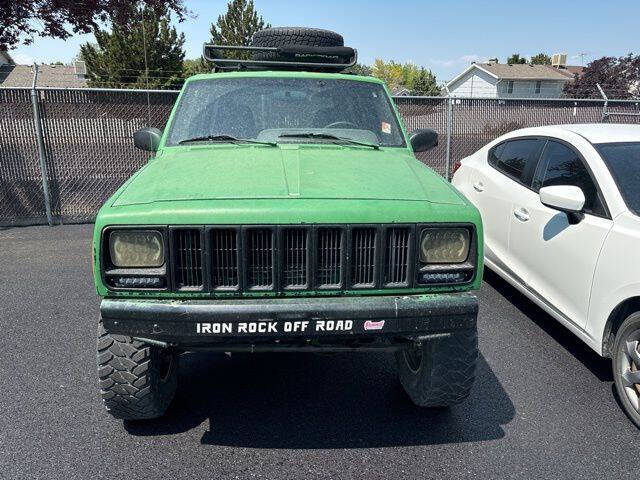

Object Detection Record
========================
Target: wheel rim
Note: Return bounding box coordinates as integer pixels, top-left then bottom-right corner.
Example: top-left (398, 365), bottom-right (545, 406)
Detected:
top-left (157, 350), bottom-right (174, 384)
top-left (619, 329), bottom-right (640, 412)
top-left (404, 345), bottom-right (423, 373)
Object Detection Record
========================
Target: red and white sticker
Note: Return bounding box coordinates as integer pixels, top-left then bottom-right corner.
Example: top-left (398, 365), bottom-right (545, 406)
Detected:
top-left (381, 122), bottom-right (391, 134)
top-left (364, 320), bottom-right (385, 331)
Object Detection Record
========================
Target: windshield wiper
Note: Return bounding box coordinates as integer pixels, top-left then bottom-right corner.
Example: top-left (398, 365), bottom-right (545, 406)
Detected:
top-left (178, 134), bottom-right (276, 146)
top-left (278, 133), bottom-right (379, 150)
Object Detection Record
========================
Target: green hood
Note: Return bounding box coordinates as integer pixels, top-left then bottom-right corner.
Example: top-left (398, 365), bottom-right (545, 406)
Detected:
top-left (111, 145), bottom-right (464, 207)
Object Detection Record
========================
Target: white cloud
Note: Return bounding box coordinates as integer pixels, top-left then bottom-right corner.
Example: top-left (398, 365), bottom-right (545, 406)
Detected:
top-left (430, 59), bottom-right (457, 68)
top-left (11, 52), bottom-right (35, 65)
top-left (430, 54), bottom-right (487, 68)
top-left (460, 54), bottom-right (482, 63)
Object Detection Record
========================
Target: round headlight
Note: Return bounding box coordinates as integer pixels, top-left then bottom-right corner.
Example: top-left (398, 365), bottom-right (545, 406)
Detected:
top-left (420, 228), bottom-right (470, 264)
top-left (109, 230), bottom-right (164, 268)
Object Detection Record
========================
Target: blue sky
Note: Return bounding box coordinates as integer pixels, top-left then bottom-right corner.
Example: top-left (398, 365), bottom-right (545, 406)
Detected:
top-left (9, 0), bottom-right (640, 82)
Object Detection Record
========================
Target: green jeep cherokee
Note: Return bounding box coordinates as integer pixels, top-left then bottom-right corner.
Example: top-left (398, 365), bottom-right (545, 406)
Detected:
top-left (93, 28), bottom-right (483, 420)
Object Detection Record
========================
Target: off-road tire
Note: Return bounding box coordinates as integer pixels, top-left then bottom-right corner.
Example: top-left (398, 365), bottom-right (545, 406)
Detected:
top-left (251, 27), bottom-right (344, 62)
top-left (395, 328), bottom-right (477, 407)
top-left (97, 321), bottom-right (178, 420)
top-left (612, 312), bottom-right (640, 429)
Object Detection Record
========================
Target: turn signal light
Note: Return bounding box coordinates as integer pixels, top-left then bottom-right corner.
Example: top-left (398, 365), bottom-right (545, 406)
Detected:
top-left (107, 276), bottom-right (165, 288)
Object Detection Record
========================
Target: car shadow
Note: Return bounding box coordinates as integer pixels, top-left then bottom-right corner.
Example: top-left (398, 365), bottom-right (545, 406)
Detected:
top-left (483, 268), bottom-right (612, 382)
top-left (125, 349), bottom-right (514, 448)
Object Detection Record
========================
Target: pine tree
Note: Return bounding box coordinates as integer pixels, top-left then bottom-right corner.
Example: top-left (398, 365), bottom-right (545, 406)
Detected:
top-left (185, 0), bottom-right (271, 76)
top-left (411, 67), bottom-right (441, 96)
top-left (209, 0), bottom-right (270, 59)
top-left (80, 7), bottom-right (185, 89)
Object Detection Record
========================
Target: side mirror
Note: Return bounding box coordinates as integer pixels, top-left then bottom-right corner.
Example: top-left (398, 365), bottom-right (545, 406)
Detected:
top-left (539, 185), bottom-right (585, 224)
top-left (133, 127), bottom-right (162, 152)
top-left (410, 129), bottom-right (438, 153)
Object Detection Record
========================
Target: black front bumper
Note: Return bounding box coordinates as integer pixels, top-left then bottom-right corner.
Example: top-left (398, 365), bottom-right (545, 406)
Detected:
top-left (100, 293), bottom-right (478, 351)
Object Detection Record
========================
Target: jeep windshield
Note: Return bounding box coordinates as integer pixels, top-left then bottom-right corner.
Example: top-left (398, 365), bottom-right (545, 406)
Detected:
top-left (165, 77), bottom-right (406, 148)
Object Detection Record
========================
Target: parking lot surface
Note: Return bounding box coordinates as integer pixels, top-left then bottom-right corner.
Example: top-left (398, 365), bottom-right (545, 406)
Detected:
top-left (1, 224), bottom-right (639, 479)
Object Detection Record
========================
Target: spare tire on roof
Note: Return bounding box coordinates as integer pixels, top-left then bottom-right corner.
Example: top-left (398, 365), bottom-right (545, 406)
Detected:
top-left (251, 27), bottom-right (344, 62)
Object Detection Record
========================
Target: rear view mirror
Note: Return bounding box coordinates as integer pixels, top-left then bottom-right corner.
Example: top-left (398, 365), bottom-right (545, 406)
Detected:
top-left (410, 129), bottom-right (438, 153)
top-left (539, 185), bottom-right (585, 224)
top-left (134, 127), bottom-right (162, 152)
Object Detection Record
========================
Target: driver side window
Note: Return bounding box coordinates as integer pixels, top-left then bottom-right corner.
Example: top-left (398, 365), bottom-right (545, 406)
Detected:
top-left (533, 140), bottom-right (607, 217)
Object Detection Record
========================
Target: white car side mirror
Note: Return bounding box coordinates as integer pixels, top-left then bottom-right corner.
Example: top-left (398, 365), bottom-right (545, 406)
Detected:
top-left (539, 185), bottom-right (586, 224)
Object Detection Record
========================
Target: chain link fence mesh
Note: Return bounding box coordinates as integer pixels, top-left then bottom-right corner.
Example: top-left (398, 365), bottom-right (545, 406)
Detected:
top-left (37, 89), bottom-right (179, 222)
top-left (0, 87), bottom-right (638, 226)
top-left (0, 89), bottom-right (46, 224)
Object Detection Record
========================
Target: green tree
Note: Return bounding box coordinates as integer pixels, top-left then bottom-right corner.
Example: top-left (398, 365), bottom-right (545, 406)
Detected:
top-left (411, 67), bottom-right (441, 96)
top-left (530, 52), bottom-right (551, 65)
top-left (80, 7), bottom-right (185, 89)
top-left (208, 0), bottom-right (270, 60)
top-left (371, 59), bottom-right (440, 95)
top-left (345, 63), bottom-right (372, 76)
top-left (184, 58), bottom-right (210, 77)
top-left (371, 59), bottom-right (405, 90)
top-left (507, 53), bottom-right (527, 65)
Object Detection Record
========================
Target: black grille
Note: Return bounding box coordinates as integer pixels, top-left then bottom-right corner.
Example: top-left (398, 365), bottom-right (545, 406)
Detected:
top-left (351, 228), bottom-right (377, 287)
top-left (168, 225), bottom-right (423, 292)
top-left (211, 229), bottom-right (239, 289)
top-left (385, 228), bottom-right (410, 285)
top-left (283, 228), bottom-right (308, 288)
top-left (317, 228), bottom-right (342, 287)
top-left (173, 229), bottom-right (203, 289)
top-left (247, 228), bottom-right (274, 288)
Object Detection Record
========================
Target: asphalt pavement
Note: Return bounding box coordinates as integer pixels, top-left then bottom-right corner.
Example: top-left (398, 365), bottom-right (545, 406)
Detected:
top-left (1, 224), bottom-right (638, 479)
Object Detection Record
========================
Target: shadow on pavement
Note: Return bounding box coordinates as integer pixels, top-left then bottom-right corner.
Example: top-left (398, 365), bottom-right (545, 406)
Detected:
top-left (125, 348), bottom-right (514, 448)
top-left (483, 268), bottom-right (612, 382)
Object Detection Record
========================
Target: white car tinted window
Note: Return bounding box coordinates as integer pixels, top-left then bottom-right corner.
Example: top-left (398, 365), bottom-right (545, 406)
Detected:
top-left (596, 142), bottom-right (640, 216)
top-left (536, 141), bottom-right (606, 216)
top-left (488, 139), bottom-right (542, 186)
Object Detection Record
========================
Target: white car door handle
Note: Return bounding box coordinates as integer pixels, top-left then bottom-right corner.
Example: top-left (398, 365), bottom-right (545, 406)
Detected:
top-left (473, 182), bottom-right (484, 192)
top-left (514, 208), bottom-right (530, 222)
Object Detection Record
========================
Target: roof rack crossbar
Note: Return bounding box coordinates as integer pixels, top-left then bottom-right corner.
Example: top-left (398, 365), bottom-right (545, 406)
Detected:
top-left (202, 44), bottom-right (357, 72)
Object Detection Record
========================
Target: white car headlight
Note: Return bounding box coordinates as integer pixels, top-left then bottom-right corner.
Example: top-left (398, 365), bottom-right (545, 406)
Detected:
top-left (109, 230), bottom-right (164, 268)
top-left (419, 228), bottom-right (470, 264)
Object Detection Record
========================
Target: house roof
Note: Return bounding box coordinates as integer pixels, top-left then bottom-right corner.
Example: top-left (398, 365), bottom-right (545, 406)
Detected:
top-left (552, 65), bottom-right (585, 78)
top-left (476, 63), bottom-right (573, 81)
top-left (0, 64), bottom-right (88, 88)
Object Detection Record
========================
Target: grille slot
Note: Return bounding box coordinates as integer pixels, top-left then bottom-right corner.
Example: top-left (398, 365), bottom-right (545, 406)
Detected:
top-left (316, 228), bottom-right (342, 287)
top-left (351, 228), bottom-right (377, 287)
top-left (173, 229), bottom-right (203, 289)
top-left (283, 228), bottom-right (308, 288)
top-left (211, 229), bottom-right (239, 289)
top-left (247, 228), bottom-right (274, 289)
top-left (385, 228), bottom-right (410, 285)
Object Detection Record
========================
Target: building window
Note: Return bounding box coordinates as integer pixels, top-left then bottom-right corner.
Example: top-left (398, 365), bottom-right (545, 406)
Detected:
top-left (507, 81), bottom-right (514, 94)
top-left (535, 81), bottom-right (541, 94)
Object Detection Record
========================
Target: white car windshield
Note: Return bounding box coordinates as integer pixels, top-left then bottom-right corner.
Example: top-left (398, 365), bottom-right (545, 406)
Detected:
top-left (596, 142), bottom-right (640, 216)
top-left (165, 77), bottom-right (405, 148)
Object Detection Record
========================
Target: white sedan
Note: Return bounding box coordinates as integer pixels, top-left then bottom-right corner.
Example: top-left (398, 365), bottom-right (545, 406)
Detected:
top-left (452, 124), bottom-right (640, 427)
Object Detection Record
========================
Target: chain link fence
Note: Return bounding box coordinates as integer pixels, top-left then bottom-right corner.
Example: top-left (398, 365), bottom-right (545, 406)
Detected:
top-left (1, 87), bottom-right (639, 226)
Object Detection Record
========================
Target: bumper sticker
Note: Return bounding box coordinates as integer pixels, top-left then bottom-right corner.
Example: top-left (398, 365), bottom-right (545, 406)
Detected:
top-left (364, 320), bottom-right (385, 331)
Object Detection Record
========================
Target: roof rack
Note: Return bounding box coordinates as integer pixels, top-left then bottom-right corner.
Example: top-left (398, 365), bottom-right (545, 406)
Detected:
top-left (202, 44), bottom-right (357, 72)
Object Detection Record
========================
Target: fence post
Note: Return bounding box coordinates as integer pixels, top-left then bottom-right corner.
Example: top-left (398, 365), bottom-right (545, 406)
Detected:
top-left (597, 83), bottom-right (608, 122)
top-left (443, 86), bottom-right (453, 180)
top-left (30, 64), bottom-right (53, 226)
